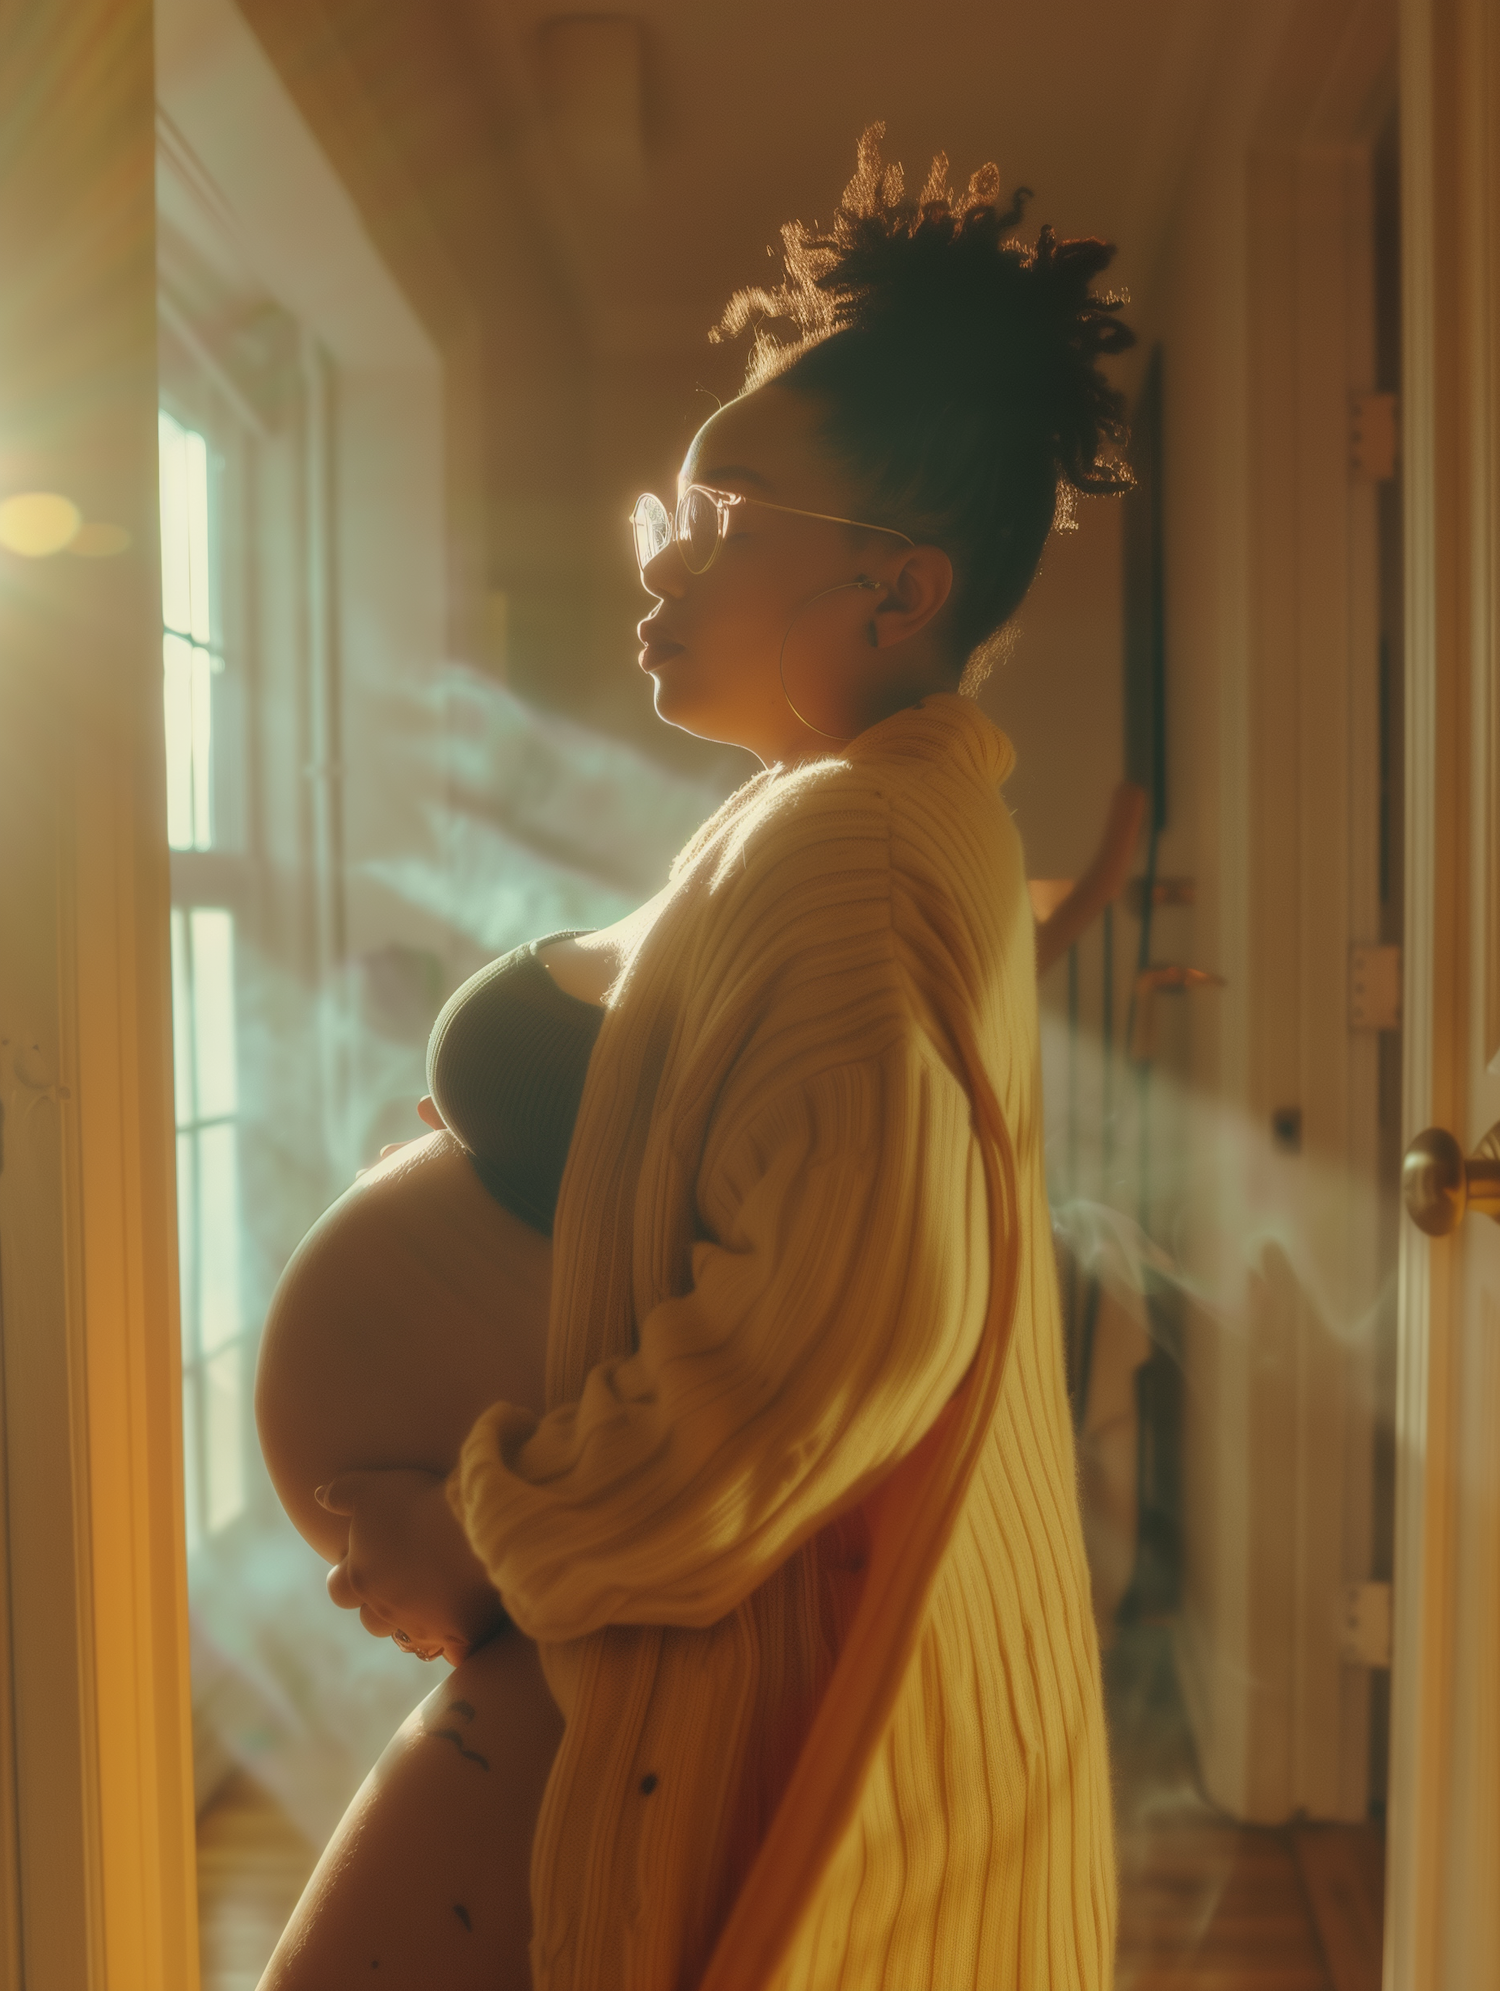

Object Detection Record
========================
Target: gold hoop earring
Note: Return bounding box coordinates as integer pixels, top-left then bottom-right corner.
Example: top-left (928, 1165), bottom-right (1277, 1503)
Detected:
top-left (777, 577), bottom-right (882, 741)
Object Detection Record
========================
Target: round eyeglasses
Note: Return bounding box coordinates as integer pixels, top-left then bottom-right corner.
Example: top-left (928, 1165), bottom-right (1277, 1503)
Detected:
top-left (629, 485), bottom-right (913, 582)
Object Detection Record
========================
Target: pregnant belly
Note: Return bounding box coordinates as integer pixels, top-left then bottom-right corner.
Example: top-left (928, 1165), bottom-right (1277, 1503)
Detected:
top-left (255, 1131), bottom-right (552, 1563)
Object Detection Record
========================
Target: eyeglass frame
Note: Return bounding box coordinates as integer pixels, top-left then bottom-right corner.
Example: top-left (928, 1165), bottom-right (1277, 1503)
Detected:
top-left (629, 484), bottom-right (914, 582)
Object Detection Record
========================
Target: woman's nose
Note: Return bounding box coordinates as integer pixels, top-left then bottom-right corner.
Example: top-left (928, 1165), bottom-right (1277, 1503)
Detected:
top-left (640, 539), bottom-right (689, 599)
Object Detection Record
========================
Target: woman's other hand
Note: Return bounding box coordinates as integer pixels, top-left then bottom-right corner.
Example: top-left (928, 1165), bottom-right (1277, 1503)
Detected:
top-left (319, 1467), bottom-right (508, 1666)
top-left (1034, 780), bottom-right (1147, 975)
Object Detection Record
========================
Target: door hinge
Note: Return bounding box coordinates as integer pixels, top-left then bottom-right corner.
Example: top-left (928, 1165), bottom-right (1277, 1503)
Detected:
top-left (1350, 943), bottom-right (1402, 1030)
top-left (1340, 1580), bottom-right (1393, 1668)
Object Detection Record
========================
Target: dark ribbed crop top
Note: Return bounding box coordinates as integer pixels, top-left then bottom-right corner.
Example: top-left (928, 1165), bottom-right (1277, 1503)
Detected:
top-left (426, 931), bottom-right (604, 1236)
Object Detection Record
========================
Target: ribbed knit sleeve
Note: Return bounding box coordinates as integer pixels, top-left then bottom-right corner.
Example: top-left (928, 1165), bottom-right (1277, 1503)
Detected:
top-left (449, 972), bottom-right (991, 1643)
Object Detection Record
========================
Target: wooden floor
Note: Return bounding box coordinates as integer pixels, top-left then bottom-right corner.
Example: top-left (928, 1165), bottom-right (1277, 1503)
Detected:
top-left (1109, 1625), bottom-right (1385, 1991)
top-left (196, 1773), bottom-right (317, 1991)
top-left (196, 1624), bottom-right (1384, 1990)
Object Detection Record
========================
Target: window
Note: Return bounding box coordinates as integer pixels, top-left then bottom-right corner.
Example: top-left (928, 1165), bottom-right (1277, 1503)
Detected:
top-left (171, 905), bottom-right (245, 1549)
top-left (159, 408), bottom-right (248, 1546)
top-left (153, 39), bottom-right (456, 1864)
top-left (159, 409), bottom-right (220, 852)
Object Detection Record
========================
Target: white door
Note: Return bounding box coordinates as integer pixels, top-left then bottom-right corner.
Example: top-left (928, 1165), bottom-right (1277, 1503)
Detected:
top-left (1387, 0), bottom-right (1500, 1982)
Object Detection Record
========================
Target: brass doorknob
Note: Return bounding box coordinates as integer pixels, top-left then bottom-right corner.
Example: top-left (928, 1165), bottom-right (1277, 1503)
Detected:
top-left (1402, 1121), bottom-right (1500, 1236)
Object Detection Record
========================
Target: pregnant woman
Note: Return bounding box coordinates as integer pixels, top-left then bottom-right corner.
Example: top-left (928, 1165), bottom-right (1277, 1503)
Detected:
top-left (254, 128), bottom-right (1134, 1991)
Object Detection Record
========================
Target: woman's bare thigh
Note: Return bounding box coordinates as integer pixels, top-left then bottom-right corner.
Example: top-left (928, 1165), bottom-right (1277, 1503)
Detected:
top-left (259, 1629), bottom-right (562, 1991)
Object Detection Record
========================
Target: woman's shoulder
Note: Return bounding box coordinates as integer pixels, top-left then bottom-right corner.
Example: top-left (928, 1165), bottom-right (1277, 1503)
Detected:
top-left (658, 700), bottom-right (1024, 1009)
top-left (720, 697), bottom-right (1018, 885)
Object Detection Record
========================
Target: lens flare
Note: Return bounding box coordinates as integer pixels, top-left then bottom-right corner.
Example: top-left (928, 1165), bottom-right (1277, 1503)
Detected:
top-left (0, 490), bottom-right (82, 557)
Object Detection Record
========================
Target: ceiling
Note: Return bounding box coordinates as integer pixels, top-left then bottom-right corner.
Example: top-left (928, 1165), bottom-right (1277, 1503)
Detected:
top-left (461, 0), bottom-right (1241, 358)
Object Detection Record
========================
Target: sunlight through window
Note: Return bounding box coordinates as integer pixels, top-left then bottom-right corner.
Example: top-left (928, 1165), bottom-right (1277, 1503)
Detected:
top-left (159, 409), bottom-right (217, 852)
top-left (171, 905), bottom-right (246, 1547)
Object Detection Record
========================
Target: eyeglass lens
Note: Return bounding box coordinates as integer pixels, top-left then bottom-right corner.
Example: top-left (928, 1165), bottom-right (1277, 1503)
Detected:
top-left (631, 494), bottom-right (671, 576)
top-left (630, 488), bottom-right (725, 578)
top-left (676, 488), bottom-right (722, 575)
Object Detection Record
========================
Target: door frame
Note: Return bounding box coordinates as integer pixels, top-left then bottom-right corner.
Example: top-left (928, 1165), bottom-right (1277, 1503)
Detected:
top-left (0, 1), bottom-right (200, 1985)
top-left (1388, 0), bottom-right (1500, 1983)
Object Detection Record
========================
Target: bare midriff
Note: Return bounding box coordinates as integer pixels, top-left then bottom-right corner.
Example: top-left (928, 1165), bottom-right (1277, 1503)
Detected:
top-left (254, 1130), bottom-right (552, 1566)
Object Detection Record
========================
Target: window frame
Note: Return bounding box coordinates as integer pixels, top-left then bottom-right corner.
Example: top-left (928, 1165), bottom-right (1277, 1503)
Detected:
top-left (154, 379), bottom-right (264, 1552)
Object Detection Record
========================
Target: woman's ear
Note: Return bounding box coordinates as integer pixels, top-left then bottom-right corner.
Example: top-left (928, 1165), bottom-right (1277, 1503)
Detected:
top-left (869, 544), bottom-right (954, 647)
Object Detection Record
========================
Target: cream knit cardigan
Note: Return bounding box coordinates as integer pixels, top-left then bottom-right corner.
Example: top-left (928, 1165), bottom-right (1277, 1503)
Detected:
top-left (449, 693), bottom-right (1115, 1990)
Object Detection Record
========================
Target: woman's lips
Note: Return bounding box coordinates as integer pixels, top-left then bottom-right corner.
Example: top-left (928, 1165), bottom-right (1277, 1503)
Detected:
top-left (638, 627), bottom-right (685, 670)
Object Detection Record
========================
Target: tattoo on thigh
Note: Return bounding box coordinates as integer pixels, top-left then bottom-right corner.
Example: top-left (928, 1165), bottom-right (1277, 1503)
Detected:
top-left (424, 1697), bottom-right (490, 1772)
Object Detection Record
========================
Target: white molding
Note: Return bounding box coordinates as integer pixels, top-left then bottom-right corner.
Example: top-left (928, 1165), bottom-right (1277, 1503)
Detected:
top-left (155, 288), bottom-right (271, 441)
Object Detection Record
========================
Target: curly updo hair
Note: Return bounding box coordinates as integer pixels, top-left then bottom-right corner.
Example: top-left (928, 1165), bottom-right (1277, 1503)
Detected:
top-left (711, 125), bottom-right (1135, 683)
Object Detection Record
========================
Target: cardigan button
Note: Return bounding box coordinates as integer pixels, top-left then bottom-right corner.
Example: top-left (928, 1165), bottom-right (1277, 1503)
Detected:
top-left (639, 1773), bottom-right (658, 1795)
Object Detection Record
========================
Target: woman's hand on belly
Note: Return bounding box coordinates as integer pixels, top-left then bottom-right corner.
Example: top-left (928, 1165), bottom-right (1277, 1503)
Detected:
top-left (320, 1467), bottom-right (508, 1666)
